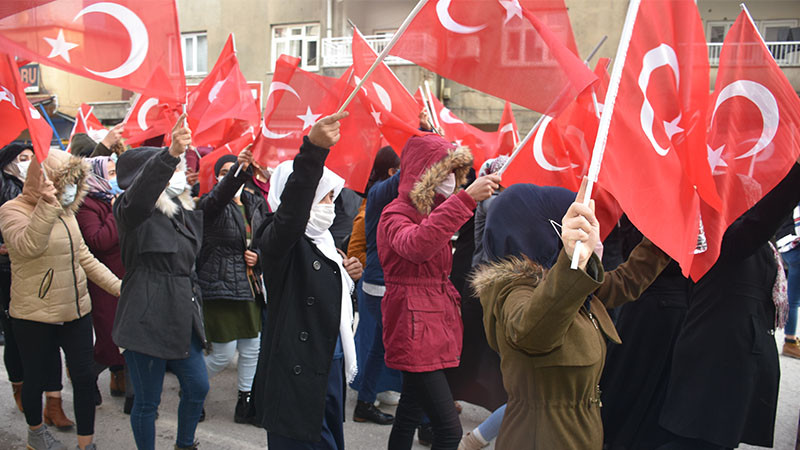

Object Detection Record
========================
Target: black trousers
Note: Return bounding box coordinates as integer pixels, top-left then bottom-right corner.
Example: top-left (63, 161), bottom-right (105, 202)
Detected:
top-left (388, 370), bottom-right (462, 450)
top-left (0, 271), bottom-right (62, 389)
top-left (14, 314), bottom-right (96, 436)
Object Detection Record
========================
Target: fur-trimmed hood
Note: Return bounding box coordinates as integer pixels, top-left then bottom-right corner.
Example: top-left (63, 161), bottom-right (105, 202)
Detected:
top-left (470, 255), bottom-right (543, 299)
top-left (398, 134), bottom-right (473, 215)
top-left (21, 150), bottom-right (89, 213)
top-left (154, 188), bottom-right (195, 217)
top-left (116, 146), bottom-right (193, 218)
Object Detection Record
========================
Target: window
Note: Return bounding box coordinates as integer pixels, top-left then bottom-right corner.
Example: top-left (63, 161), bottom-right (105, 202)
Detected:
top-left (271, 23), bottom-right (320, 72)
top-left (761, 19), bottom-right (799, 42)
top-left (707, 21), bottom-right (734, 43)
top-left (182, 32), bottom-right (208, 75)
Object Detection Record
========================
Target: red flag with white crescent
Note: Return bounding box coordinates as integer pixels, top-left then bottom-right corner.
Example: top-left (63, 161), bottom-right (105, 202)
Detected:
top-left (496, 102), bottom-right (519, 157)
top-left (0, 52), bottom-right (52, 162)
top-left (69, 103), bottom-right (107, 143)
top-left (121, 93), bottom-right (180, 147)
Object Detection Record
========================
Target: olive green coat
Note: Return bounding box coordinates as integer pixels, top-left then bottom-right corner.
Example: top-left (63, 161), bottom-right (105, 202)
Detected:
top-left (473, 239), bottom-right (669, 449)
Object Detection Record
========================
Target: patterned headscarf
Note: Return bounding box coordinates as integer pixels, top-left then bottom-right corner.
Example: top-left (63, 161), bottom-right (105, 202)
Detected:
top-left (85, 156), bottom-right (115, 202)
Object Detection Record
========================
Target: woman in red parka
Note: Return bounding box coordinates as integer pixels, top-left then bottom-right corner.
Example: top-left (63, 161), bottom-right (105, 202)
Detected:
top-left (378, 134), bottom-right (500, 450)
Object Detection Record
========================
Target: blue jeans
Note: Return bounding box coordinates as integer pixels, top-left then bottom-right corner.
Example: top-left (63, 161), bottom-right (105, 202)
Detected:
top-left (783, 246), bottom-right (800, 336)
top-left (476, 404), bottom-right (506, 442)
top-left (124, 334), bottom-right (209, 449)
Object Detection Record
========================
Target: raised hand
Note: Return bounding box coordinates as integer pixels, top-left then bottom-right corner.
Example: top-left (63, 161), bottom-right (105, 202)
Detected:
top-left (308, 111), bottom-right (349, 149)
top-left (561, 177), bottom-right (600, 270)
top-left (238, 146), bottom-right (254, 172)
top-left (101, 123), bottom-right (124, 149)
top-left (465, 174), bottom-right (501, 202)
top-left (169, 113), bottom-right (191, 158)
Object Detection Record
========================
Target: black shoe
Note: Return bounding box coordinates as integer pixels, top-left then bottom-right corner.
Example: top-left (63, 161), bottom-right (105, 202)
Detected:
top-left (234, 391), bottom-right (255, 424)
top-left (174, 440), bottom-right (199, 450)
top-left (417, 423), bottom-right (434, 447)
top-left (353, 400), bottom-right (394, 425)
top-left (93, 382), bottom-right (102, 406)
top-left (124, 396), bottom-right (134, 414)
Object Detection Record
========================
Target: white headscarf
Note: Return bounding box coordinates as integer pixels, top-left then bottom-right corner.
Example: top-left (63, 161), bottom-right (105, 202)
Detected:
top-left (267, 160), bottom-right (358, 383)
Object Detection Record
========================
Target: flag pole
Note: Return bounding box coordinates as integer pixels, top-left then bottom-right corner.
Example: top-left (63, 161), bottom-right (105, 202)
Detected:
top-left (569, 0), bottom-right (642, 270)
top-left (38, 103), bottom-right (65, 151)
top-left (418, 85), bottom-right (437, 132)
top-left (336, 0), bottom-right (429, 114)
top-left (423, 79), bottom-right (443, 132)
top-left (496, 35), bottom-right (608, 177)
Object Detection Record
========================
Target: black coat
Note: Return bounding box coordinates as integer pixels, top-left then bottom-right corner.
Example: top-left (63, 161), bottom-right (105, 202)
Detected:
top-left (112, 148), bottom-right (206, 360)
top-left (659, 163), bottom-right (800, 448)
top-left (196, 162), bottom-right (253, 302)
top-left (241, 177), bottom-right (270, 234)
top-left (252, 138), bottom-right (344, 442)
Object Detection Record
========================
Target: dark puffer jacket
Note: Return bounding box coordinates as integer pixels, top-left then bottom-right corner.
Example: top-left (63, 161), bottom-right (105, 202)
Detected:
top-left (241, 177), bottom-right (269, 233)
top-left (196, 161), bottom-right (253, 301)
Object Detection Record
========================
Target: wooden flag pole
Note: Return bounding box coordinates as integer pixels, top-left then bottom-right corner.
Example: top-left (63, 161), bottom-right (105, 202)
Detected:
top-left (569, 1), bottom-right (641, 270)
top-left (336, 0), bottom-right (429, 114)
top-left (418, 85), bottom-right (437, 132)
top-left (423, 79), bottom-right (443, 132)
top-left (496, 35), bottom-right (608, 177)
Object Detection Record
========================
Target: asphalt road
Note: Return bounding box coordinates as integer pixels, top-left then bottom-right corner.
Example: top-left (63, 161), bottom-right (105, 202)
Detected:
top-left (0, 331), bottom-right (798, 450)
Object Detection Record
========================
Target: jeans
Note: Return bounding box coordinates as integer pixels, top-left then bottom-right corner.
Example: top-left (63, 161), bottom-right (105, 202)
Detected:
top-left (783, 246), bottom-right (800, 336)
top-left (13, 315), bottom-right (95, 436)
top-left (124, 334), bottom-right (209, 449)
top-left (356, 288), bottom-right (392, 403)
top-left (388, 370), bottom-right (462, 450)
top-left (476, 404), bottom-right (506, 442)
top-left (205, 334), bottom-right (260, 392)
top-left (267, 357), bottom-right (345, 450)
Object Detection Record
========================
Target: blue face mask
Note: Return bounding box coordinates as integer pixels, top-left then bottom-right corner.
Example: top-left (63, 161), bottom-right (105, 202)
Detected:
top-left (108, 177), bottom-right (123, 195)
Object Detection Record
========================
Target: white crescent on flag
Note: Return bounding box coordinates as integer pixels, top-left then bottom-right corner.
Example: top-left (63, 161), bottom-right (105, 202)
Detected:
top-left (436, 0), bottom-right (487, 34)
top-left (712, 80), bottom-right (779, 160)
top-left (439, 107), bottom-right (463, 124)
top-left (74, 2), bottom-right (149, 79)
top-left (137, 97), bottom-right (159, 131)
top-left (532, 115), bottom-right (575, 172)
top-left (638, 43), bottom-right (683, 157)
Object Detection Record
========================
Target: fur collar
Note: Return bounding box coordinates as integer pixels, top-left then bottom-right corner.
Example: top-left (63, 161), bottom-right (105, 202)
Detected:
top-left (408, 146), bottom-right (473, 215)
top-left (154, 188), bottom-right (195, 217)
top-left (21, 150), bottom-right (90, 214)
top-left (470, 256), bottom-right (544, 298)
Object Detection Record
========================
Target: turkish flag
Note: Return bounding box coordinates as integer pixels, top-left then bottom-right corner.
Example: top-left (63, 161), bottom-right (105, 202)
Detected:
top-left (186, 34), bottom-right (260, 148)
top-left (351, 27), bottom-right (422, 153)
top-left (0, 53), bottom-right (52, 162)
top-left (496, 101), bottom-right (519, 157)
top-left (0, 0), bottom-right (186, 102)
top-left (596, 0), bottom-right (717, 275)
top-left (390, 0), bottom-right (596, 115)
top-left (417, 89), bottom-right (498, 170)
top-left (689, 11), bottom-right (800, 279)
top-left (69, 103), bottom-right (107, 143)
top-left (251, 55), bottom-right (381, 192)
top-left (121, 93), bottom-right (180, 147)
top-left (197, 123), bottom-right (256, 196)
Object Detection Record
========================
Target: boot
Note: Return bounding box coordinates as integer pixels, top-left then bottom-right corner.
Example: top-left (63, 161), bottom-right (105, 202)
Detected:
top-left (109, 369), bottom-right (125, 397)
top-left (43, 396), bottom-right (74, 430)
top-left (93, 382), bottom-right (102, 406)
top-left (174, 440), bottom-right (199, 450)
top-left (234, 391), bottom-right (255, 424)
top-left (27, 424), bottom-right (67, 450)
top-left (783, 339), bottom-right (800, 359)
top-left (353, 400), bottom-right (394, 425)
top-left (12, 382), bottom-right (23, 412)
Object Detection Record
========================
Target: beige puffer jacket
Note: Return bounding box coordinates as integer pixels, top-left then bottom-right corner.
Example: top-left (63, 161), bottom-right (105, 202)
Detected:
top-left (0, 150), bottom-right (121, 324)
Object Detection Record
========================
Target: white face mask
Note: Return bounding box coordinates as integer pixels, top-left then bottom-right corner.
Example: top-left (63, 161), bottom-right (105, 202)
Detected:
top-left (165, 171), bottom-right (187, 198)
top-left (16, 160), bottom-right (31, 181)
top-left (435, 173), bottom-right (456, 197)
top-left (307, 203), bottom-right (336, 235)
top-left (61, 183), bottom-right (78, 206)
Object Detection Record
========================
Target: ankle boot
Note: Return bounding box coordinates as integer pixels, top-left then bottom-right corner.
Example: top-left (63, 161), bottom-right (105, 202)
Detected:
top-left (12, 382), bottom-right (23, 412)
top-left (353, 400), bottom-right (394, 425)
top-left (43, 396), bottom-right (74, 430)
top-left (27, 424), bottom-right (67, 450)
top-left (234, 391), bottom-right (254, 424)
top-left (109, 369), bottom-right (125, 397)
top-left (174, 440), bottom-right (199, 449)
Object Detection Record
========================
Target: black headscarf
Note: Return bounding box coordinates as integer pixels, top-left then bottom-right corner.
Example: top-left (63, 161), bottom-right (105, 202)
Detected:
top-left (483, 183), bottom-right (576, 269)
top-left (214, 154), bottom-right (238, 177)
top-left (0, 143), bottom-right (31, 170)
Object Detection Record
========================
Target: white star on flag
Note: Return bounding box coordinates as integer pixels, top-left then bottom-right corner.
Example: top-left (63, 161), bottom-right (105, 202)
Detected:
top-left (43, 29), bottom-right (79, 64)
top-left (369, 105), bottom-right (382, 126)
top-left (499, 0), bottom-right (523, 25)
top-left (0, 86), bottom-right (19, 109)
top-left (663, 116), bottom-right (684, 140)
top-left (707, 144), bottom-right (728, 173)
top-left (297, 106), bottom-right (322, 130)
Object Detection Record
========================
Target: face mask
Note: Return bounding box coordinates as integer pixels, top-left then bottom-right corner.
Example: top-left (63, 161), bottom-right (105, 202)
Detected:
top-left (108, 177), bottom-right (123, 195)
top-left (307, 203), bottom-right (336, 234)
top-left (435, 173), bottom-right (456, 197)
top-left (16, 160), bottom-right (31, 181)
top-left (165, 171), bottom-right (186, 198)
top-left (61, 183), bottom-right (78, 206)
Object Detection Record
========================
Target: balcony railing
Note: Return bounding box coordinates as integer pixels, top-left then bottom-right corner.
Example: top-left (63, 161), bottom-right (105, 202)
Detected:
top-left (708, 41), bottom-right (800, 67)
top-left (322, 34), bottom-right (413, 67)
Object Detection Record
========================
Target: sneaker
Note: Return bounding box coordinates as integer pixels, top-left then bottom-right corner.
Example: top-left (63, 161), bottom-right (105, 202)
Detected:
top-left (376, 391), bottom-right (400, 406)
top-left (458, 431), bottom-right (489, 450)
top-left (783, 339), bottom-right (800, 359)
top-left (27, 424), bottom-right (67, 450)
top-left (353, 400), bottom-right (394, 425)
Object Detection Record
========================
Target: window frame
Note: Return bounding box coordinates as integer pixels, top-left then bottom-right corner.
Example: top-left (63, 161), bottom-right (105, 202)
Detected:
top-left (270, 23), bottom-right (320, 72)
top-left (181, 32), bottom-right (208, 76)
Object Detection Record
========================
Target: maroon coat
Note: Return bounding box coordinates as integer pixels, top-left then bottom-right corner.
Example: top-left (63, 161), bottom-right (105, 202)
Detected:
top-left (377, 135), bottom-right (475, 372)
top-left (76, 195), bottom-right (125, 367)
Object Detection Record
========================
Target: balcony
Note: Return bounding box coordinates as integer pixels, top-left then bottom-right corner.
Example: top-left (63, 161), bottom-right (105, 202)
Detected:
top-left (708, 41), bottom-right (800, 66)
top-left (322, 34), bottom-right (413, 67)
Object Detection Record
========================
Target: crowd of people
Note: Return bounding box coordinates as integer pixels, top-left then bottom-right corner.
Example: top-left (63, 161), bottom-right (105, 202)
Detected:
top-left (0, 107), bottom-right (799, 450)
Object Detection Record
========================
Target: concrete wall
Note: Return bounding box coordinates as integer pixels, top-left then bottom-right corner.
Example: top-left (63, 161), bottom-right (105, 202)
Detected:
top-left (38, 66), bottom-right (123, 118)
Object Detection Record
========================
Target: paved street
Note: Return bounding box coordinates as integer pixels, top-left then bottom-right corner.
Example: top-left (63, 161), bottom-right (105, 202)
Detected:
top-left (0, 331), bottom-right (798, 449)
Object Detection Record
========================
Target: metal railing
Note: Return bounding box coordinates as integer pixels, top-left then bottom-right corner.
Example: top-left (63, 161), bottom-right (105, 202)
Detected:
top-left (322, 34), bottom-right (413, 67)
top-left (708, 41), bottom-right (800, 67)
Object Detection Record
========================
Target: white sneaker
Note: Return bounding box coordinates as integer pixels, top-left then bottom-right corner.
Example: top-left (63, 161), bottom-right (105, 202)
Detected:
top-left (377, 390), bottom-right (401, 406)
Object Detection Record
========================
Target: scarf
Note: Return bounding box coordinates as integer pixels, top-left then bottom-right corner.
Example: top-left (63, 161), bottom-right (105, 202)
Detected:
top-left (253, 177), bottom-right (271, 212)
top-left (770, 242), bottom-right (789, 329)
top-left (85, 156), bottom-right (115, 202)
top-left (267, 160), bottom-right (358, 383)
